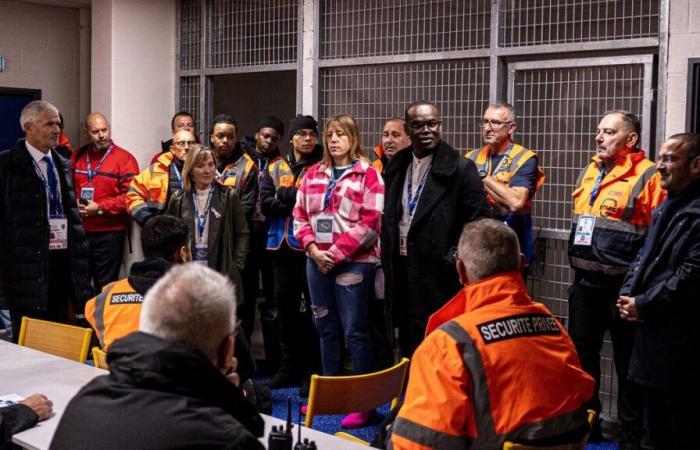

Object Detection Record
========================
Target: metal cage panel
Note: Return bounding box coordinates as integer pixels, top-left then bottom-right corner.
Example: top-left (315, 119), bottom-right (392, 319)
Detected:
top-left (205, 0), bottom-right (298, 69)
top-left (500, 0), bottom-right (660, 47)
top-left (179, 76), bottom-right (202, 132)
top-left (319, 0), bottom-right (490, 60)
top-left (179, 0), bottom-right (202, 70)
top-left (318, 59), bottom-right (489, 153)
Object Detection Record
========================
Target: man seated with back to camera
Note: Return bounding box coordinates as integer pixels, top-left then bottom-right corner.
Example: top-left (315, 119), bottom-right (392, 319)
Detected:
top-left (50, 263), bottom-right (264, 450)
top-left (390, 219), bottom-right (594, 449)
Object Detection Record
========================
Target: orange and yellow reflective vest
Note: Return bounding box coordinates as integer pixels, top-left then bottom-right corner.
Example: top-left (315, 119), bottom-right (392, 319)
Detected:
top-left (265, 156), bottom-right (307, 251)
top-left (127, 152), bottom-right (182, 226)
top-left (85, 278), bottom-right (143, 350)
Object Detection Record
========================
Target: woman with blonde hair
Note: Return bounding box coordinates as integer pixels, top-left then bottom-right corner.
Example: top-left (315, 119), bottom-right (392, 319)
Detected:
top-left (293, 113), bottom-right (384, 428)
top-left (167, 145), bottom-right (249, 302)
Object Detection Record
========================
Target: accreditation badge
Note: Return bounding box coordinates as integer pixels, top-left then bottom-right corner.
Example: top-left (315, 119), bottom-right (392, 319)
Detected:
top-left (315, 215), bottom-right (334, 244)
top-left (193, 243), bottom-right (208, 264)
top-left (399, 220), bottom-right (410, 256)
top-left (80, 187), bottom-right (95, 202)
top-left (48, 218), bottom-right (68, 250)
top-left (573, 215), bottom-right (596, 246)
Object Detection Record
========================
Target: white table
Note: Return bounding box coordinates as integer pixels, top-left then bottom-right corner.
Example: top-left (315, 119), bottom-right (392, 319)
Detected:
top-left (0, 340), bottom-right (368, 449)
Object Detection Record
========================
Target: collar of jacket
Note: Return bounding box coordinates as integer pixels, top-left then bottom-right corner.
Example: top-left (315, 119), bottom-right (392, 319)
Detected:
top-left (156, 150), bottom-right (175, 167)
top-left (72, 141), bottom-right (117, 162)
top-left (385, 140), bottom-right (459, 179)
top-left (12, 138), bottom-right (71, 175)
top-left (286, 144), bottom-right (323, 170)
top-left (591, 148), bottom-right (647, 172)
top-left (318, 158), bottom-right (370, 178)
top-left (127, 257), bottom-right (173, 296)
top-left (108, 332), bottom-right (264, 437)
top-left (425, 271), bottom-right (530, 336)
top-left (218, 143), bottom-right (245, 171)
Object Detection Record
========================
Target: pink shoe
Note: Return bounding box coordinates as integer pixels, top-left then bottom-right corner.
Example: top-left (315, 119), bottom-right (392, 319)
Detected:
top-left (340, 411), bottom-right (374, 429)
top-left (300, 404), bottom-right (308, 415)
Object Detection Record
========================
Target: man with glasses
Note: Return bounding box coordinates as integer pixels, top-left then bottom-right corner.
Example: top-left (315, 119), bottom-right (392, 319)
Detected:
top-left (127, 129), bottom-right (196, 226)
top-left (466, 102), bottom-right (544, 265)
top-left (617, 133), bottom-right (700, 450)
top-left (567, 111), bottom-right (664, 449)
top-left (381, 100), bottom-right (491, 357)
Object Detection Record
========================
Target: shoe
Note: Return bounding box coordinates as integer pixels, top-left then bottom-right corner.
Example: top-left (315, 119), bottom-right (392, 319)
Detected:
top-left (340, 410), bottom-right (375, 429)
top-left (265, 368), bottom-right (298, 389)
top-left (298, 378), bottom-right (310, 397)
top-left (300, 404), bottom-right (308, 415)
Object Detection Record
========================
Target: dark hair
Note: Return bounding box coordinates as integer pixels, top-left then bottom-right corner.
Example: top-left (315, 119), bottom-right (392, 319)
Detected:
top-left (668, 132), bottom-right (700, 159)
top-left (210, 114), bottom-right (238, 135)
top-left (604, 110), bottom-right (642, 143)
top-left (142, 215), bottom-right (190, 260)
top-left (404, 100), bottom-right (439, 122)
top-left (171, 111), bottom-right (195, 131)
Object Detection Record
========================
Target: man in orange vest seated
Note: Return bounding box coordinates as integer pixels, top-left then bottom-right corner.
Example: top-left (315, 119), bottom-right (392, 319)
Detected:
top-left (466, 102), bottom-right (545, 265)
top-left (85, 215), bottom-right (191, 350)
top-left (390, 219), bottom-right (594, 449)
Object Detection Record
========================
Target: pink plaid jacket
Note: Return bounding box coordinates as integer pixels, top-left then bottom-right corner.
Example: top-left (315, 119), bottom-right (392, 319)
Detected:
top-left (293, 159), bottom-right (384, 264)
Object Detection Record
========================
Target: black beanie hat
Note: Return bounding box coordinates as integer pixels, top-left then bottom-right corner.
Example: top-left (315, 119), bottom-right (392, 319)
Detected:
top-left (257, 116), bottom-right (284, 136)
top-left (288, 115), bottom-right (318, 138)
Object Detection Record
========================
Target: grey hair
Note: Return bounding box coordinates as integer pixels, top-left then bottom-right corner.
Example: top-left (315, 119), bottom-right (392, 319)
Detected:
top-left (20, 100), bottom-right (59, 131)
top-left (140, 263), bottom-right (237, 361)
top-left (457, 219), bottom-right (521, 281)
top-left (486, 101), bottom-right (516, 122)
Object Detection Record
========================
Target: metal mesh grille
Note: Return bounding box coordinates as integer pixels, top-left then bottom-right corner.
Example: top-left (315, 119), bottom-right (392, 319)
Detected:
top-left (318, 59), bottom-right (489, 152)
top-left (320, 0), bottom-right (490, 59)
top-left (513, 64), bottom-right (645, 233)
top-left (205, 0), bottom-right (298, 68)
top-left (179, 76), bottom-right (201, 132)
top-left (500, 0), bottom-right (660, 47)
top-left (179, 0), bottom-right (202, 70)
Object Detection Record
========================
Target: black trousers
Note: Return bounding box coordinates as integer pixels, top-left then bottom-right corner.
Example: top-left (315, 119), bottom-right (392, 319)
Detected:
top-left (10, 250), bottom-right (71, 343)
top-left (567, 274), bottom-right (644, 445)
top-left (272, 246), bottom-right (320, 378)
top-left (86, 230), bottom-right (126, 292)
top-left (239, 223), bottom-right (275, 343)
top-left (645, 383), bottom-right (698, 450)
top-left (369, 267), bottom-right (394, 370)
top-left (393, 256), bottom-right (428, 358)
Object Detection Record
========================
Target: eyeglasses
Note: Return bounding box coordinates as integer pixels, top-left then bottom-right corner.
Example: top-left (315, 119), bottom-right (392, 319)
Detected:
top-left (480, 119), bottom-right (512, 129)
top-left (409, 120), bottom-right (441, 131)
top-left (295, 131), bottom-right (318, 138)
top-left (174, 140), bottom-right (196, 148)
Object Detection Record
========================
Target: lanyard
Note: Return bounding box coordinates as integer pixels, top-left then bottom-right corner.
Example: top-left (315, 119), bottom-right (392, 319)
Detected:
top-left (32, 158), bottom-right (63, 218)
top-left (589, 163), bottom-right (607, 207)
top-left (173, 164), bottom-right (182, 183)
top-left (324, 165), bottom-right (352, 210)
top-left (192, 186), bottom-right (214, 239)
top-left (85, 144), bottom-right (114, 184)
top-left (407, 161), bottom-right (431, 219)
top-left (485, 143), bottom-right (514, 176)
top-left (217, 155), bottom-right (245, 180)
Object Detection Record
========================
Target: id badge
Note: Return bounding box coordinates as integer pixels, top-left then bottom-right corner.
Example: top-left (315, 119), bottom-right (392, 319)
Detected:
top-left (399, 221), bottom-right (410, 256)
top-left (574, 215), bottom-right (596, 246)
top-left (315, 215), bottom-right (334, 244)
top-left (80, 187), bottom-right (95, 202)
top-left (49, 218), bottom-right (68, 250)
top-left (193, 243), bottom-right (208, 264)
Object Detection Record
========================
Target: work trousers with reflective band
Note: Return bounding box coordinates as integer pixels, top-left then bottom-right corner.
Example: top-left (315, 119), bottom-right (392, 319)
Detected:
top-left (306, 258), bottom-right (375, 376)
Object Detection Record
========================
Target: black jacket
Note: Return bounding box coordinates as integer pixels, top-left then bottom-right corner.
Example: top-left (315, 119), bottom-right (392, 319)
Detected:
top-left (620, 178), bottom-right (700, 389)
top-left (381, 141), bottom-right (491, 334)
top-left (0, 139), bottom-right (92, 312)
top-left (50, 332), bottom-right (265, 450)
top-left (0, 404), bottom-right (37, 442)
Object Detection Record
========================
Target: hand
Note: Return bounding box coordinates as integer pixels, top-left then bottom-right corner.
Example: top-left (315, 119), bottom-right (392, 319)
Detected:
top-left (20, 394), bottom-right (53, 421)
top-left (223, 357), bottom-right (240, 387)
top-left (617, 296), bottom-right (640, 321)
top-left (78, 200), bottom-right (100, 217)
top-left (309, 244), bottom-right (335, 273)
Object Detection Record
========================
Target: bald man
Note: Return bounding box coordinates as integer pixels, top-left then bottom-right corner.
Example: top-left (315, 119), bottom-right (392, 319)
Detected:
top-left (71, 113), bottom-right (139, 290)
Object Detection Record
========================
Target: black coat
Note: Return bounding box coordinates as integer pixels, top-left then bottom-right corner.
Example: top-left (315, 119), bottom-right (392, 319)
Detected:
top-left (0, 139), bottom-right (92, 313)
top-left (50, 332), bottom-right (265, 450)
top-left (381, 141), bottom-right (491, 334)
top-left (620, 179), bottom-right (700, 389)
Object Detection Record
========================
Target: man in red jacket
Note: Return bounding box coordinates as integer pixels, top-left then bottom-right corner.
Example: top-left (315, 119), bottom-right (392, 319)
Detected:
top-left (71, 113), bottom-right (139, 291)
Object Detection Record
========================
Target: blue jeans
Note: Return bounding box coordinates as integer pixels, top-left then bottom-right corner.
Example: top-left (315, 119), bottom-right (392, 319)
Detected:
top-left (306, 258), bottom-right (375, 376)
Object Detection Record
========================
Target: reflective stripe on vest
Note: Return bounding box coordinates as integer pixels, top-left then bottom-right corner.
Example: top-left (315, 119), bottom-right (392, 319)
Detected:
top-left (220, 154), bottom-right (255, 193)
top-left (93, 281), bottom-right (117, 347)
top-left (439, 320), bottom-right (589, 448)
top-left (392, 416), bottom-right (471, 449)
top-left (266, 158), bottom-right (303, 251)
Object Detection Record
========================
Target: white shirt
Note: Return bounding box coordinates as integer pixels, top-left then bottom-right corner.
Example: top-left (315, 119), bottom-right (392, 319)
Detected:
top-left (26, 141), bottom-right (62, 218)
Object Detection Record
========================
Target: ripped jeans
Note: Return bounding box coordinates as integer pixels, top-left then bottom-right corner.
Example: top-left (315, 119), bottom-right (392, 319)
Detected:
top-left (306, 258), bottom-right (375, 376)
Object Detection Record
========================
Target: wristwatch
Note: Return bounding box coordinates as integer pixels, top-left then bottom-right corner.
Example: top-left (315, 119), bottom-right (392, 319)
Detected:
top-left (479, 170), bottom-right (487, 179)
top-left (96, 209), bottom-right (104, 216)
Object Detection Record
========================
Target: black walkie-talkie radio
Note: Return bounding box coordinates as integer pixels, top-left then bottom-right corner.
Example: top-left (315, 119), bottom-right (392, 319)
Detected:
top-left (268, 399), bottom-right (294, 450)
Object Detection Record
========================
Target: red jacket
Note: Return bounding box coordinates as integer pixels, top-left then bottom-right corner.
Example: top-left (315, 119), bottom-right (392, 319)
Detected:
top-left (391, 272), bottom-right (594, 449)
top-left (71, 142), bottom-right (139, 232)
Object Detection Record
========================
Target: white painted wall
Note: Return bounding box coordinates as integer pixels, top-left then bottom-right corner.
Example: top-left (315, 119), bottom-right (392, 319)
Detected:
top-left (665, 0), bottom-right (700, 136)
top-left (0, 0), bottom-right (89, 146)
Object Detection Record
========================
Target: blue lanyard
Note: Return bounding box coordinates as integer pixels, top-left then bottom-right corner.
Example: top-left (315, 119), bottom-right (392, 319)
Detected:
top-left (173, 164), bottom-right (182, 183)
top-left (407, 161), bottom-right (431, 218)
top-left (324, 165), bottom-right (351, 210)
top-left (589, 163), bottom-right (607, 207)
top-left (217, 155), bottom-right (245, 180)
top-left (32, 158), bottom-right (63, 218)
top-left (192, 186), bottom-right (214, 239)
top-left (485, 143), bottom-right (514, 176)
top-left (86, 144), bottom-right (114, 184)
